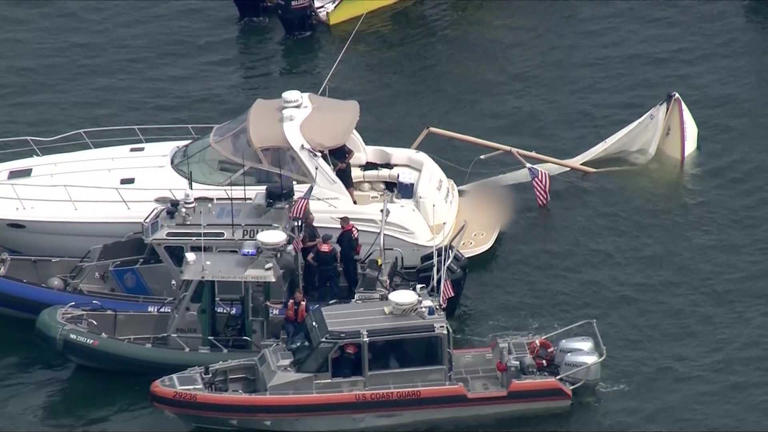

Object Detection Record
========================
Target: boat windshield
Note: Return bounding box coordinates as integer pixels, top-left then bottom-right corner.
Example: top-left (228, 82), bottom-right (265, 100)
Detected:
top-left (171, 112), bottom-right (313, 186)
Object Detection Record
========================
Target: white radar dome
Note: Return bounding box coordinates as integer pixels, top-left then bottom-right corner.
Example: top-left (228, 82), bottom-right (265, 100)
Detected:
top-left (256, 230), bottom-right (288, 248)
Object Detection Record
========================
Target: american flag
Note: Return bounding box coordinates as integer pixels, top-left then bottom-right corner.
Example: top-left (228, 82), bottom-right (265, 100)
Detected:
top-left (440, 278), bottom-right (455, 308)
top-left (290, 184), bottom-right (313, 220)
top-left (527, 165), bottom-right (550, 208)
top-left (292, 235), bottom-right (302, 254)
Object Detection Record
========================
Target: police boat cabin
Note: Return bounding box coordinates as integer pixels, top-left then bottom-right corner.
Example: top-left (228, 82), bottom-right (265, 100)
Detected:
top-left (0, 186), bottom-right (296, 319)
top-left (150, 290), bottom-right (606, 431)
top-left (34, 229), bottom-right (297, 375)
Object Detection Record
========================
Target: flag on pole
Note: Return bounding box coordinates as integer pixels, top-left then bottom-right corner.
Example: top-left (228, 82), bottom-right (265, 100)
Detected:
top-left (290, 184), bottom-right (313, 220)
top-left (440, 278), bottom-right (455, 308)
top-left (527, 165), bottom-right (551, 208)
top-left (292, 229), bottom-right (303, 254)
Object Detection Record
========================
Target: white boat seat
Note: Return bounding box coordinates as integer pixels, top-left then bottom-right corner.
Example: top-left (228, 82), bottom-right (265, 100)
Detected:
top-left (351, 166), bottom-right (420, 184)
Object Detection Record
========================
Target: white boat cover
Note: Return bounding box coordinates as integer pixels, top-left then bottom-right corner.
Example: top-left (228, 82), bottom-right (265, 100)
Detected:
top-left (301, 94), bottom-right (360, 151)
top-left (461, 93), bottom-right (698, 189)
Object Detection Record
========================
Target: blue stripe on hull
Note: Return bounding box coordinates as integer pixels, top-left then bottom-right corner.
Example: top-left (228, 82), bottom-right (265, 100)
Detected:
top-left (0, 276), bottom-right (166, 318)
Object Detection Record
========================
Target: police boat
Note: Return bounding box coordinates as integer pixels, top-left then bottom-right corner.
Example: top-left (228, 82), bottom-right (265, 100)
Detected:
top-left (150, 289), bottom-right (606, 431)
top-left (0, 185), bottom-right (297, 319)
top-left (34, 229), bottom-right (294, 375)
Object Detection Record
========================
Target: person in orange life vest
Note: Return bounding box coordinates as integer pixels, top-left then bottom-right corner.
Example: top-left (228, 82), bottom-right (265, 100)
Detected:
top-left (337, 216), bottom-right (360, 299)
top-left (301, 212), bottom-right (320, 300)
top-left (328, 144), bottom-right (357, 204)
top-left (283, 290), bottom-right (307, 343)
top-left (307, 234), bottom-right (339, 302)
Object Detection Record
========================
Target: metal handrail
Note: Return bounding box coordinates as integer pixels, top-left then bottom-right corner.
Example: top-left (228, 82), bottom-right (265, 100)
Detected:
top-left (0, 124), bottom-right (216, 158)
top-left (0, 184), bottom-right (255, 208)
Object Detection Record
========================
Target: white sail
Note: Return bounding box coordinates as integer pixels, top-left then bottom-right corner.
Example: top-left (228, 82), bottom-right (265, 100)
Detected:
top-left (461, 93), bottom-right (698, 189)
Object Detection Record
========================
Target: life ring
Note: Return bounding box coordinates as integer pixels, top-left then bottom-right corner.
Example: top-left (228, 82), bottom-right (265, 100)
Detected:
top-left (528, 338), bottom-right (555, 370)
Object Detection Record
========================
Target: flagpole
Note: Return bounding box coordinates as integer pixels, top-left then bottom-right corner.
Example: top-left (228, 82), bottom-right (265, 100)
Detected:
top-left (511, 150), bottom-right (529, 167)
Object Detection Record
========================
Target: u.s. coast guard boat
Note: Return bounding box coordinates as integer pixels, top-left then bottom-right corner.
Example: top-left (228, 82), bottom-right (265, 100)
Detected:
top-left (150, 289), bottom-right (605, 431)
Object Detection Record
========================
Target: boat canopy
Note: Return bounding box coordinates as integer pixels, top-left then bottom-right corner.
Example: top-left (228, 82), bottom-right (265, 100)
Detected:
top-left (186, 93), bottom-right (359, 186)
top-left (299, 94), bottom-right (360, 151)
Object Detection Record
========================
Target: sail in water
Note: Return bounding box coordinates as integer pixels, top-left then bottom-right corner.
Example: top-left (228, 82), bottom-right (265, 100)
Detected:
top-left (459, 92), bottom-right (698, 190)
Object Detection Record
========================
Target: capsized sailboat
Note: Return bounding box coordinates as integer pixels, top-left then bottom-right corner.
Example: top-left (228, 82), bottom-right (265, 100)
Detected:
top-left (446, 92), bottom-right (698, 190)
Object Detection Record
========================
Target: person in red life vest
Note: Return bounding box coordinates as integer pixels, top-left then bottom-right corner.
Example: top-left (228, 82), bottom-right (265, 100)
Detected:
top-left (337, 216), bottom-right (360, 299)
top-left (333, 343), bottom-right (361, 378)
top-left (283, 290), bottom-right (307, 344)
top-left (307, 234), bottom-right (340, 302)
top-left (301, 212), bottom-right (320, 300)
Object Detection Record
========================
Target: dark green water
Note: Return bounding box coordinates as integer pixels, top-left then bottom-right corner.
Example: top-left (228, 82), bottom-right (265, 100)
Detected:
top-left (1, 1), bottom-right (767, 430)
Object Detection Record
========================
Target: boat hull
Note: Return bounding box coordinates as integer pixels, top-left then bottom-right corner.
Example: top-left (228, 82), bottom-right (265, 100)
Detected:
top-left (150, 380), bottom-right (572, 431)
top-left (35, 306), bottom-right (259, 375)
top-left (0, 276), bottom-right (169, 319)
top-left (0, 218), bottom-right (140, 257)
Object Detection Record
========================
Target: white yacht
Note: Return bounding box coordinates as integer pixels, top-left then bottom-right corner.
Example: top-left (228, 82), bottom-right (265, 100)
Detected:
top-left (0, 91), bottom-right (497, 265)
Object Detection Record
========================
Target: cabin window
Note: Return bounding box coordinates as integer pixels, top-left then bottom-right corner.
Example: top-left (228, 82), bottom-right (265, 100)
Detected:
top-left (164, 245), bottom-right (185, 268)
top-left (368, 336), bottom-right (443, 371)
top-left (330, 343), bottom-right (363, 378)
top-left (7, 168), bottom-right (32, 180)
top-left (190, 245), bottom-right (213, 253)
top-left (216, 248), bottom-right (239, 254)
top-left (190, 281), bottom-right (212, 304)
top-left (142, 246), bottom-right (162, 265)
top-left (217, 280), bottom-right (244, 297)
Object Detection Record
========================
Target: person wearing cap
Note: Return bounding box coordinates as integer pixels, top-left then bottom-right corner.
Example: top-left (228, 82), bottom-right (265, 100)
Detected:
top-left (307, 233), bottom-right (340, 301)
top-left (337, 216), bottom-right (360, 299)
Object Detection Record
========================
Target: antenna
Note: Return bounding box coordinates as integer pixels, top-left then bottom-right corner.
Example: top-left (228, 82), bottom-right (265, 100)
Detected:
top-left (317, 12), bottom-right (366, 96)
top-left (278, 148), bottom-right (284, 197)
top-left (200, 203), bottom-right (206, 272)
top-left (242, 151), bottom-right (247, 202)
top-left (229, 179), bottom-right (235, 237)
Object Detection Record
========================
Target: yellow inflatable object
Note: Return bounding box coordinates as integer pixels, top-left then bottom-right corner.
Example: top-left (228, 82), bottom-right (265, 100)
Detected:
top-left (327, 0), bottom-right (399, 25)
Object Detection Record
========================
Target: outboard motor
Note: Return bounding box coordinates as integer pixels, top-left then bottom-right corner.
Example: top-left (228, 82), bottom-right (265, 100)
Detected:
top-left (275, 0), bottom-right (315, 38)
top-left (233, 0), bottom-right (269, 23)
top-left (555, 337), bottom-right (601, 386)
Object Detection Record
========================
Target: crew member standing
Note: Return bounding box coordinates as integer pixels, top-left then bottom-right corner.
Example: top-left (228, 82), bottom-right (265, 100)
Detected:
top-left (337, 216), bottom-right (360, 299)
top-left (301, 212), bottom-right (320, 300)
top-left (308, 234), bottom-right (339, 301)
top-left (328, 144), bottom-right (357, 203)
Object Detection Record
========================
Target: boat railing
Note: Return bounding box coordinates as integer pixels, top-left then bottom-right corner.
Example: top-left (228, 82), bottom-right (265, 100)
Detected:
top-left (116, 332), bottom-right (254, 352)
top-left (0, 183), bottom-right (248, 211)
top-left (542, 319), bottom-right (606, 390)
top-left (488, 319), bottom-right (606, 390)
top-left (0, 124), bottom-right (216, 161)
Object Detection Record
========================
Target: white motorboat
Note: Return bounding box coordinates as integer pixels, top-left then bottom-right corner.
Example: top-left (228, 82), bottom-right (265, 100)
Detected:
top-left (0, 91), bottom-right (498, 265)
top-left (0, 91), bottom-right (697, 264)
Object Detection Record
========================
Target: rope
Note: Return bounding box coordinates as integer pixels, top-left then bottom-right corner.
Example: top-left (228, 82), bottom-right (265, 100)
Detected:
top-left (317, 12), bottom-right (367, 96)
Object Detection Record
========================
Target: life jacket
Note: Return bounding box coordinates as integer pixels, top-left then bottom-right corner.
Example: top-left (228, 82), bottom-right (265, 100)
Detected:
top-left (315, 243), bottom-right (337, 268)
top-left (286, 299), bottom-right (307, 323)
top-left (341, 224), bottom-right (361, 255)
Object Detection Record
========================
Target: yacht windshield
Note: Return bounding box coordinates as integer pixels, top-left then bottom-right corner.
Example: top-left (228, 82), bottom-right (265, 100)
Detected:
top-left (172, 111), bottom-right (313, 186)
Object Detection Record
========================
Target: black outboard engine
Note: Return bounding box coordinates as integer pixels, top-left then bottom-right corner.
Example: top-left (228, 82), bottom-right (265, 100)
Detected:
top-left (275, 0), bottom-right (316, 38)
top-left (233, 0), bottom-right (269, 23)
